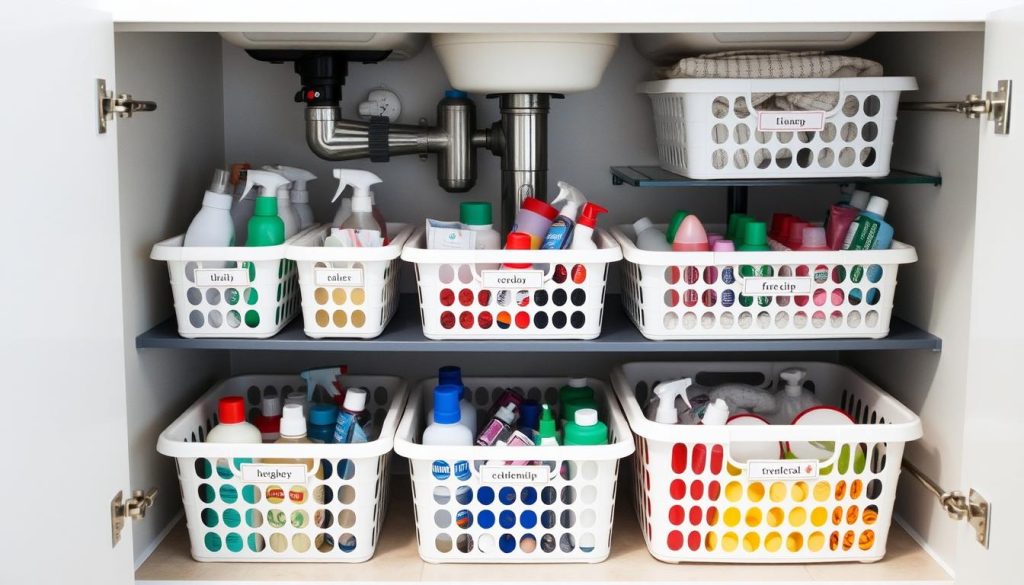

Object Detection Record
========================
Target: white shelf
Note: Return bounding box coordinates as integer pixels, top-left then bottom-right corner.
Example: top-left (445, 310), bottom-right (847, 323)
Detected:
top-left (136, 475), bottom-right (951, 584)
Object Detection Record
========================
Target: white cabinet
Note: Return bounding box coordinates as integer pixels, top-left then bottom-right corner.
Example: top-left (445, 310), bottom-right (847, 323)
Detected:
top-left (5, 2), bottom-right (1024, 584)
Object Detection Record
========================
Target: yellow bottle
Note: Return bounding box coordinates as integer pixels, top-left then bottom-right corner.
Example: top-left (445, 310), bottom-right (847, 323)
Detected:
top-left (262, 403), bottom-right (314, 472)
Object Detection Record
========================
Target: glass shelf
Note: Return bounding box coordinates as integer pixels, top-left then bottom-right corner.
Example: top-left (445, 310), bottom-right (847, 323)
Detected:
top-left (610, 166), bottom-right (943, 188)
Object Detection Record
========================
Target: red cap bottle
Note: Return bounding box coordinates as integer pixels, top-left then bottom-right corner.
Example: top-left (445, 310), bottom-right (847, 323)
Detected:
top-left (218, 396), bottom-right (247, 424)
top-left (503, 232), bottom-right (533, 269)
top-left (577, 203), bottom-right (608, 229)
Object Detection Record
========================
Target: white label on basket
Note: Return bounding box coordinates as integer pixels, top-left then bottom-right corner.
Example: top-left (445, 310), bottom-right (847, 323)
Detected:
top-left (479, 465), bottom-right (550, 485)
top-left (757, 110), bottom-right (826, 132)
top-left (747, 459), bottom-right (819, 481)
top-left (239, 463), bottom-right (308, 484)
top-left (481, 270), bottom-right (544, 290)
top-left (314, 267), bottom-right (364, 287)
top-left (194, 268), bottom-right (249, 287)
top-left (742, 277), bottom-right (812, 296)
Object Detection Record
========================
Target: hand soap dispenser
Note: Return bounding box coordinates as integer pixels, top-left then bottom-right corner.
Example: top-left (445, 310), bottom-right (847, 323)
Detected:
top-left (771, 367), bottom-right (820, 425)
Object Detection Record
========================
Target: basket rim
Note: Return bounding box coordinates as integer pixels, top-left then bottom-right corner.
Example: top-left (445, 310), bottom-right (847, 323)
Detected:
top-left (150, 226), bottom-right (318, 262)
top-left (394, 377), bottom-right (635, 461)
top-left (638, 76), bottom-right (919, 95)
top-left (401, 227), bottom-right (623, 264)
top-left (156, 374), bottom-right (408, 459)
top-left (286, 223), bottom-right (413, 262)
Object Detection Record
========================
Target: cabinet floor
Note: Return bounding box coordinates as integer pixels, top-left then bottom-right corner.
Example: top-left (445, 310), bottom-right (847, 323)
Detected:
top-left (136, 475), bottom-right (951, 584)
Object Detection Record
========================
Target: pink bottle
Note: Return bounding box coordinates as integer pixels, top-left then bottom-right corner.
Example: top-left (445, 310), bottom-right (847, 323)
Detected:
top-left (712, 240), bottom-right (735, 252)
top-left (672, 215), bottom-right (711, 251)
top-left (787, 221), bottom-right (809, 249)
top-left (707, 233), bottom-right (724, 248)
top-left (798, 227), bottom-right (829, 251)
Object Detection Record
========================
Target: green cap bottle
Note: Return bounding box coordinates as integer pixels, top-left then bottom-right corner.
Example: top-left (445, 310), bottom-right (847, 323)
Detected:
top-left (563, 397), bottom-right (599, 426)
top-left (558, 378), bottom-right (594, 421)
top-left (563, 408), bottom-right (608, 446)
top-left (460, 201), bottom-right (493, 226)
top-left (732, 215), bottom-right (754, 246)
top-left (737, 221), bottom-right (770, 251)
top-left (726, 213), bottom-right (747, 242)
top-left (665, 210), bottom-right (691, 243)
top-left (246, 196), bottom-right (285, 247)
top-left (538, 404), bottom-right (558, 445)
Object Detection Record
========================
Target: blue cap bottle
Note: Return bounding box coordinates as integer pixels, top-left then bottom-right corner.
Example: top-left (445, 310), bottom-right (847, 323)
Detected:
top-left (422, 384), bottom-right (475, 446)
top-left (439, 365), bottom-right (463, 388)
top-left (308, 403), bottom-right (339, 443)
top-left (433, 384), bottom-right (464, 424)
top-left (519, 400), bottom-right (541, 432)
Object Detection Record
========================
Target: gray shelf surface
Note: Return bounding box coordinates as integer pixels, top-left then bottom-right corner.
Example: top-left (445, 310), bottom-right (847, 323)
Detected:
top-left (136, 294), bottom-right (941, 352)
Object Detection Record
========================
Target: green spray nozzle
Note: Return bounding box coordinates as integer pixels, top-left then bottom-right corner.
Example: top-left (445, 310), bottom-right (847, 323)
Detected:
top-left (538, 404), bottom-right (557, 442)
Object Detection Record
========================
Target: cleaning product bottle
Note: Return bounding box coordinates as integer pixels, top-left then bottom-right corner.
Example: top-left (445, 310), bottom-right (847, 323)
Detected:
top-left (672, 214), bottom-right (711, 251)
top-left (826, 189), bottom-right (870, 249)
top-left (369, 191), bottom-right (388, 242)
top-left (844, 195), bottom-right (894, 303)
top-left (502, 232), bottom-right (533, 269)
top-left (308, 403), bottom-right (339, 443)
top-left (732, 215), bottom-right (754, 247)
top-left (254, 394), bottom-right (282, 443)
top-left (333, 387), bottom-right (373, 444)
top-left (335, 169), bottom-right (385, 239)
top-left (645, 377), bottom-right (702, 424)
top-left (700, 399), bottom-right (730, 426)
top-left (263, 404), bottom-right (314, 472)
top-left (518, 400), bottom-right (542, 435)
top-left (770, 367), bottom-right (820, 425)
top-left (284, 389), bottom-right (309, 417)
top-left (665, 210), bottom-right (691, 244)
top-left (772, 215), bottom-right (797, 249)
top-left (332, 197), bottom-right (353, 228)
top-left (726, 213), bottom-right (751, 243)
top-left (476, 403), bottom-right (518, 446)
top-left (787, 220), bottom-right (810, 250)
top-left (206, 396), bottom-right (262, 443)
top-left (427, 366), bottom-right (477, 434)
top-left (770, 213), bottom-right (794, 241)
top-left (569, 203), bottom-right (608, 250)
top-left (512, 197), bottom-right (559, 250)
top-left (537, 404), bottom-right (559, 445)
top-left (633, 217), bottom-right (672, 251)
top-left (184, 169), bottom-right (235, 250)
top-left (563, 409), bottom-right (608, 446)
top-left (240, 170), bottom-right (290, 247)
top-left (228, 163), bottom-right (253, 243)
top-left (460, 202), bottom-right (500, 250)
top-left (738, 221), bottom-right (772, 308)
top-left (542, 181), bottom-right (587, 250)
top-left (559, 378), bottom-right (594, 425)
top-left (422, 384), bottom-right (475, 446)
top-left (798, 227), bottom-right (830, 251)
top-left (563, 397), bottom-right (600, 432)
top-left (273, 165), bottom-right (317, 230)
top-left (262, 165), bottom-right (300, 239)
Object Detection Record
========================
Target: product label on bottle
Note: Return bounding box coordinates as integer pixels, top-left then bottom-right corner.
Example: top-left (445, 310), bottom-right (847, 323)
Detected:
top-left (239, 463), bottom-right (308, 484)
top-left (742, 276), bottom-right (812, 296)
top-left (479, 465), bottom-right (551, 485)
top-left (194, 268), bottom-right (250, 287)
top-left (481, 270), bottom-right (544, 289)
top-left (314, 267), bottom-right (364, 287)
top-left (757, 110), bottom-right (826, 132)
top-left (747, 459), bottom-right (819, 481)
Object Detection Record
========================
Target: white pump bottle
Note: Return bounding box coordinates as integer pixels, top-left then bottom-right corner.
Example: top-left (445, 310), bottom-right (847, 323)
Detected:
top-left (273, 165), bottom-right (317, 229)
top-left (770, 367), bottom-right (820, 425)
top-left (261, 165), bottom-right (300, 238)
top-left (335, 169), bottom-right (384, 235)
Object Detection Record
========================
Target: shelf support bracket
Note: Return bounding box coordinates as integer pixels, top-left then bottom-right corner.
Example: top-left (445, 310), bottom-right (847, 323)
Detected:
top-left (900, 80), bottom-right (1011, 135)
top-left (902, 461), bottom-right (990, 548)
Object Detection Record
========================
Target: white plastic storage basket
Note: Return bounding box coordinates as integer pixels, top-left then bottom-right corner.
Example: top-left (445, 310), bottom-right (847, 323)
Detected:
top-left (394, 377), bottom-right (635, 563)
top-left (401, 228), bottom-right (622, 339)
top-left (157, 374), bottom-right (408, 562)
top-left (611, 362), bottom-right (922, 563)
top-left (639, 77), bottom-right (918, 179)
top-left (151, 230), bottom-right (312, 338)
top-left (286, 224), bottom-right (412, 339)
top-left (611, 225), bottom-right (917, 340)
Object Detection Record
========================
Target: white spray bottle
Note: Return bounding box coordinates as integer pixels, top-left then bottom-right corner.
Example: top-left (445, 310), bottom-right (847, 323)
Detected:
top-left (274, 165), bottom-right (317, 230)
top-left (261, 165), bottom-right (300, 238)
top-left (770, 367), bottom-right (820, 425)
top-left (647, 378), bottom-right (702, 425)
top-left (541, 181), bottom-right (587, 250)
top-left (335, 169), bottom-right (384, 236)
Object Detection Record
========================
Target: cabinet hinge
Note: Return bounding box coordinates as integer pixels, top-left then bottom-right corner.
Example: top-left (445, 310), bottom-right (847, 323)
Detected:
top-left (111, 487), bottom-right (158, 547)
top-left (900, 79), bottom-right (1012, 135)
top-left (903, 461), bottom-right (990, 548)
top-left (98, 78), bottom-right (157, 134)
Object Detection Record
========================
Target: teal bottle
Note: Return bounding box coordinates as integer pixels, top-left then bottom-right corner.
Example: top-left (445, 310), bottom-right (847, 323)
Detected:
top-left (246, 196), bottom-right (285, 246)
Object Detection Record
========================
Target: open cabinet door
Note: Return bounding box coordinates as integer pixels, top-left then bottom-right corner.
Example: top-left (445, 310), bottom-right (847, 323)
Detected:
top-left (959, 4), bottom-right (1024, 583)
top-left (0, 2), bottom-right (134, 584)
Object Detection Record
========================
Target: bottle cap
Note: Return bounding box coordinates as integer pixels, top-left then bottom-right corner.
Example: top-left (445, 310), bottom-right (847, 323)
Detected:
top-left (203, 191), bottom-right (234, 210)
top-left (343, 387), bottom-right (368, 413)
top-left (707, 233), bottom-right (723, 247)
top-left (701, 399), bottom-right (730, 426)
top-left (445, 89), bottom-right (468, 99)
top-left (672, 214), bottom-right (711, 251)
top-left (576, 202), bottom-right (608, 229)
top-left (432, 384), bottom-right (463, 424)
top-left (802, 227), bottom-right (827, 249)
top-left (563, 397), bottom-right (598, 422)
top-left (280, 403), bottom-right (307, 437)
top-left (733, 216), bottom-right (753, 246)
top-left (209, 169), bottom-right (232, 195)
top-left (866, 196), bottom-right (889, 217)
top-left (520, 197), bottom-right (559, 221)
top-left (309, 403), bottom-right (338, 426)
top-left (494, 403), bottom-right (518, 424)
top-left (776, 215), bottom-right (796, 244)
top-left (261, 395), bottom-right (282, 417)
top-left (780, 367), bottom-right (808, 397)
top-left (744, 221), bottom-right (769, 246)
top-left (788, 221), bottom-right (809, 247)
top-left (568, 378), bottom-right (588, 388)
top-left (438, 365), bottom-right (463, 387)
top-left (505, 232), bottom-right (532, 251)
top-left (666, 210), bottom-right (691, 243)
top-left (218, 396), bottom-right (247, 425)
top-left (726, 213), bottom-right (749, 242)
top-left (253, 196), bottom-right (279, 216)
top-left (460, 202), bottom-right (493, 226)
top-left (284, 391), bottom-right (306, 405)
top-left (712, 239), bottom-right (735, 252)
top-left (633, 217), bottom-right (653, 235)
top-left (519, 400), bottom-right (541, 431)
top-left (769, 213), bottom-right (791, 240)
top-left (538, 404), bottom-right (557, 440)
top-left (850, 189), bottom-right (871, 210)
top-left (574, 408), bottom-right (599, 427)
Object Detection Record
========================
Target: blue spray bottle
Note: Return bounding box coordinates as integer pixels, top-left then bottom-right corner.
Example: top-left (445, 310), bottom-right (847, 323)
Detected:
top-left (541, 181), bottom-right (587, 250)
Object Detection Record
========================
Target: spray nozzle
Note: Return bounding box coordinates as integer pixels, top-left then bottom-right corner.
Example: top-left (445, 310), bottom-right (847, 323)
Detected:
top-left (274, 165), bottom-right (317, 190)
top-left (300, 365), bottom-right (348, 402)
top-left (332, 169), bottom-right (383, 207)
top-left (780, 367), bottom-right (808, 397)
top-left (240, 169), bottom-right (292, 201)
top-left (261, 165), bottom-right (295, 198)
top-left (552, 181), bottom-right (587, 218)
top-left (653, 377), bottom-right (693, 424)
top-left (577, 202), bottom-right (608, 229)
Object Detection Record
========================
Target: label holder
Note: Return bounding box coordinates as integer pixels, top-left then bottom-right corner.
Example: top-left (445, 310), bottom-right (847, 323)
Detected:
top-left (746, 459), bottom-right (820, 481)
top-left (194, 268), bottom-right (250, 288)
top-left (239, 463), bottom-right (309, 484)
top-left (479, 465), bottom-right (551, 485)
top-left (756, 110), bottom-right (826, 132)
top-left (481, 269), bottom-right (545, 290)
top-left (314, 267), bottom-right (365, 288)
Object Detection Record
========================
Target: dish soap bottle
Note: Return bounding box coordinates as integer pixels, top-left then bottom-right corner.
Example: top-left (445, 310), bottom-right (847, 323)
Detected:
top-left (207, 396), bottom-right (262, 443)
top-left (184, 169), bottom-right (235, 249)
top-left (570, 203), bottom-right (609, 250)
top-left (263, 404), bottom-right (314, 472)
top-left (542, 181), bottom-right (587, 250)
top-left (563, 409), bottom-right (608, 446)
top-left (422, 384), bottom-right (475, 446)
top-left (771, 367), bottom-right (820, 425)
top-left (273, 165), bottom-right (317, 230)
top-left (240, 170), bottom-right (290, 247)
